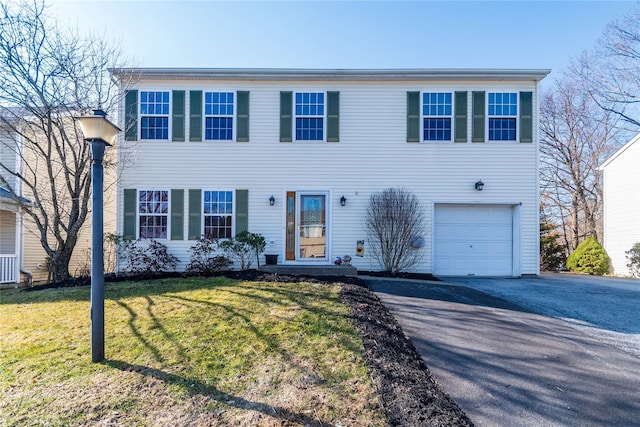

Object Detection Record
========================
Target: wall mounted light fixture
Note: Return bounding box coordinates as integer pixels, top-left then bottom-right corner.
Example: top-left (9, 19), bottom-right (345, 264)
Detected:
top-left (269, 195), bottom-right (275, 206)
top-left (340, 195), bottom-right (347, 206)
top-left (475, 180), bottom-right (485, 191)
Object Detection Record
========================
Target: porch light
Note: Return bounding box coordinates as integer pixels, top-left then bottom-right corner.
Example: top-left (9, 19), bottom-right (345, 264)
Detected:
top-left (269, 195), bottom-right (275, 206)
top-left (475, 180), bottom-right (485, 191)
top-left (76, 109), bottom-right (121, 363)
top-left (340, 195), bottom-right (347, 206)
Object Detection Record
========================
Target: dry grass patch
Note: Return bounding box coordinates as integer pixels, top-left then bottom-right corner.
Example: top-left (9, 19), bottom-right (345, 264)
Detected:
top-left (0, 277), bottom-right (385, 426)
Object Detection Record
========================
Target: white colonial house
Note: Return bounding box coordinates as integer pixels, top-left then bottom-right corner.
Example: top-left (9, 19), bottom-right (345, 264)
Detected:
top-left (601, 133), bottom-right (640, 276)
top-left (111, 68), bottom-right (549, 277)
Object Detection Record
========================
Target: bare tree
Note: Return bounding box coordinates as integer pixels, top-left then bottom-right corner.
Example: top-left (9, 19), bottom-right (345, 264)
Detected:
top-left (540, 72), bottom-right (620, 253)
top-left (575, 5), bottom-right (640, 131)
top-left (365, 188), bottom-right (425, 272)
top-left (0, 0), bottom-right (132, 282)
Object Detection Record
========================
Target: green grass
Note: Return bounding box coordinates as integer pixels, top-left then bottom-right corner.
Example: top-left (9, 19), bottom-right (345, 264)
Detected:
top-left (0, 277), bottom-right (385, 426)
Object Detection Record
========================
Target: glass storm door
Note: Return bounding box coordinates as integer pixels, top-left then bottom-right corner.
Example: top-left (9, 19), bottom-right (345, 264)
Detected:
top-left (285, 192), bottom-right (327, 261)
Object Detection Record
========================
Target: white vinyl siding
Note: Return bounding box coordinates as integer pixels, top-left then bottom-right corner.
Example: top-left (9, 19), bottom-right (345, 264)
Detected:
top-left (117, 78), bottom-right (541, 275)
top-left (602, 135), bottom-right (640, 276)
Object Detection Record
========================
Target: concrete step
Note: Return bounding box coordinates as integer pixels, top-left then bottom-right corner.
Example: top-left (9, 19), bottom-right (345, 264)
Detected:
top-left (259, 264), bottom-right (357, 276)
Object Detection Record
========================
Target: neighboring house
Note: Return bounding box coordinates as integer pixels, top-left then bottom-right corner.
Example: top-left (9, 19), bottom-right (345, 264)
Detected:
top-left (111, 68), bottom-right (549, 277)
top-left (601, 133), bottom-right (640, 276)
top-left (0, 118), bottom-right (117, 286)
top-left (0, 123), bottom-right (24, 285)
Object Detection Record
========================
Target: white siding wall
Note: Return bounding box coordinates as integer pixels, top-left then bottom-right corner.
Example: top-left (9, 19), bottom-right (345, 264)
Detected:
top-left (117, 77), bottom-right (541, 275)
top-left (602, 136), bottom-right (640, 276)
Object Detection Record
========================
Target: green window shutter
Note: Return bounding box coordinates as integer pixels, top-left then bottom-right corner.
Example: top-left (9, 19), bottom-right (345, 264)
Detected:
top-left (454, 91), bottom-right (468, 142)
top-left (170, 189), bottom-right (184, 240)
top-left (125, 90), bottom-right (138, 141)
top-left (235, 189), bottom-right (249, 234)
top-left (327, 91), bottom-right (340, 142)
top-left (520, 91), bottom-right (533, 143)
top-left (280, 91), bottom-right (293, 142)
top-left (172, 90), bottom-right (185, 142)
top-left (190, 90), bottom-right (202, 142)
top-left (123, 188), bottom-right (137, 240)
top-left (236, 91), bottom-right (250, 142)
top-left (472, 91), bottom-right (486, 143)
top-left (188, 189), bottom-right (202, 240)
top-left (407, 91), bottom-right (420, 142)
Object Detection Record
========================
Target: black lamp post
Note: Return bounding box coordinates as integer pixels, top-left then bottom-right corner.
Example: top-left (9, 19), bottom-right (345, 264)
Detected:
top-left (77, 109), bottom-right (120, 362)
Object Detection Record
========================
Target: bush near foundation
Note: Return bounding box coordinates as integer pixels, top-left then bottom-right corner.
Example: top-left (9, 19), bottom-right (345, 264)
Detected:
top-left (566, 236), bottom-right (611, 275)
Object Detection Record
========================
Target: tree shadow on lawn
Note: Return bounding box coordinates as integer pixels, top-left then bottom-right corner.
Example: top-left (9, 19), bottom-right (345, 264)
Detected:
top-left (103, 359), bottom-right (334, 427)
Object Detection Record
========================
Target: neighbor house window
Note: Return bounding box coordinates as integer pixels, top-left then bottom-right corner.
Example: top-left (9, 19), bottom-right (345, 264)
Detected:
top-left (205, 92), bottom-right (234, 140)
top-left (140, 91), bottom-right (170, 140)
top-left (295, 92), bottom-right (324, 141)
top-left (488, 92), bottom-right (517, 141)
top-left (203, 190), bottom-right (233, 238)
top-left (138, 190), bottom-right (169, 239)
top-left (423, 92), bottom-right (452, 141)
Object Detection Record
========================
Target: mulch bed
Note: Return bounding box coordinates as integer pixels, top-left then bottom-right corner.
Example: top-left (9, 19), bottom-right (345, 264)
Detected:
top-left (18, 270), bottom-right (473, 426)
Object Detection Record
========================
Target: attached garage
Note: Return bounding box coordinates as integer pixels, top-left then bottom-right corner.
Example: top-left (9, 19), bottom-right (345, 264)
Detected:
top-left (433, 204), bottom-right (517, 276)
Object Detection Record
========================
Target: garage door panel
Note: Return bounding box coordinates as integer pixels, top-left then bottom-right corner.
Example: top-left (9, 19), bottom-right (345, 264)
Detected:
top-left (434, 205), bottom-right (513, 276)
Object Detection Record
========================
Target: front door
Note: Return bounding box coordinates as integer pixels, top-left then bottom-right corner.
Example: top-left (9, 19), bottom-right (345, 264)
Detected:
top-left (285, 191), bottom-right (328, 261)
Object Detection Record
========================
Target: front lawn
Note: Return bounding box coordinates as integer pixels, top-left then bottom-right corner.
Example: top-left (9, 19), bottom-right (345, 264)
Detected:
top-left (0, 277), bottom-right (385, 426)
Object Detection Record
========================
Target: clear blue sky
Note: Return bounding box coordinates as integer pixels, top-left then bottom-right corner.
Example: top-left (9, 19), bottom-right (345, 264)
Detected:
top-left (50, 0), bottom-right (637, 85)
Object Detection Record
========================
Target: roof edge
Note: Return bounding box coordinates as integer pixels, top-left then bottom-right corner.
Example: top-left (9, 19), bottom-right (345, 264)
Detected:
top-left (600, 132), bottom-right (640, 170)
top-left (109, 67), bottom-right (551, 82)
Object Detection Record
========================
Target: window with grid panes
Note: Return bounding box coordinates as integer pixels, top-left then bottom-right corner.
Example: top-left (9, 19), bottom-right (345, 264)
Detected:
top-left (138, 190), bottom-right (169, 238)
top-left (203, 190), bottom-right (233, 238)
top-left (140, 91), bottom-right (169, 139)
top-left (205, 92), bottom-right (234, 140)
top-left (295, 92), bottom-right (324, 141)
top-left (488, 92), bottom-right (517, 141)
top-left (423, 92), bottom-right (452, 141)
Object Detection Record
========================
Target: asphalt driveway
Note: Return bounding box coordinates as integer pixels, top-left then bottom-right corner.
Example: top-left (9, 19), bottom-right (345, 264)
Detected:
top-left (365, 274), bottom-right (640, 426)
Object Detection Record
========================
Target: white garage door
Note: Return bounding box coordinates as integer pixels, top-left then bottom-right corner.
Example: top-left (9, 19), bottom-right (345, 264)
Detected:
top-left (434, 205), bottom-right (513, 276)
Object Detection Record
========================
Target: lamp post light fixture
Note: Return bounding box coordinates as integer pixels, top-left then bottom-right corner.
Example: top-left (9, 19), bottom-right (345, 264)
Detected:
top-left (269, 195), bottom-right (275, 206)
top-left (474, 180), bottom-right (485, 191)
top-left (77, 109), bottom-right (120, 363)
top-left (340, 195), bottom-right (347, 206)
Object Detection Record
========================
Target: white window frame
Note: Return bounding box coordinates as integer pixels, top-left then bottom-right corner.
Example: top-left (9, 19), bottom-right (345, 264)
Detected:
top-left (294, 91), bottom-right (326, 142)
top-left (201, 190), bottom-right (234, 239)
top-left (139, 90), bottom-right (171, 141)
top-left (203, 91), bottom-right (236, 142)
top-left (421, 91), bottom-right (454, 143)
top-left (487, 92), bottom-right (519, 142)
top-left (137, 189), bottom-right (170, 240)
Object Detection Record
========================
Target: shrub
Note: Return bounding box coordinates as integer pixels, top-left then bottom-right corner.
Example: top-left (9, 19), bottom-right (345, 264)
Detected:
top-left (186, 236), bottom-right (232, 275)
top-left (566, 236), bottom-right (611, 275)
top-left (364, 188), bottom-right (425, 272)
top-left (220, 231), bottom-right (266, 269)
top-left (119, 239), bottom-right (179, 276)
top-left (540, 221), bottom-right (567, 271)
top-left (625, 242), bottom-right (640, 278)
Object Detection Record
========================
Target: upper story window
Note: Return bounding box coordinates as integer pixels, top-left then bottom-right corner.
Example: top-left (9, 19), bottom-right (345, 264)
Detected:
top-left (203, 190), bottom-right (233, 239)
top-left (295, 92), bottom-right (324, 141)
top-left (205, 92), bottom-right (234, 140)
top-left (488, 92), bottom-right (517, 141)
top-left (138, 190), bottom-right (168, 239)
top-left (423, 92), bottom-right (452, 141)
top-left (140, 91), bottom-right (170, 140)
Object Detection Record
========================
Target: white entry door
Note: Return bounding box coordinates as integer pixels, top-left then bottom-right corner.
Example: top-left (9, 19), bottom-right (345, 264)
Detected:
top-left (434, 205), bottom-right (514, 276)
